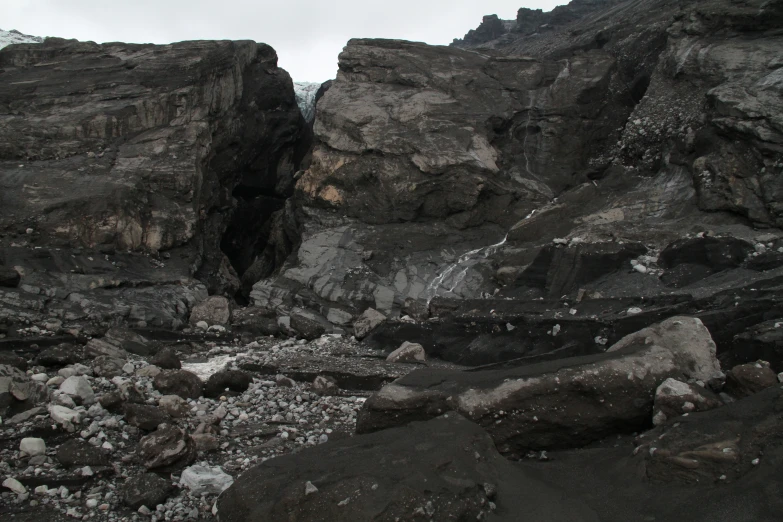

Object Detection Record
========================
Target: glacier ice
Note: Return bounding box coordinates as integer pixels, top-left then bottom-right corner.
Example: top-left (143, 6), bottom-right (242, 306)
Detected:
top-left (0, 29), bottom-right (42, 50)
top-left (294, 81), bottom-right (322, 123)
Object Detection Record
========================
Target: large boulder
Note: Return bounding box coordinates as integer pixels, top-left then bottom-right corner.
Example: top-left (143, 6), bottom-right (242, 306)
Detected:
top-left (724, 361), bottom-right (779, 398)
top-left (153, 370), bottom-right (203, 399)
top-left (189, 296), bottom-right (231, 326)
top-left (357, 317), bottom-right (723, 456)
top-left (218, 413), bottom-right (595, 521)
top-left (138, 425), bottom-right (196, 471)
top-left (353, 308), bottom-right (386, 340)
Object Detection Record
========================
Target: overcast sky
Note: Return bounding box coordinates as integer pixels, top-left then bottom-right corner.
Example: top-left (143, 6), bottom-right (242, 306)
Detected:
top-left (2, 0), bottom-right (561, 82)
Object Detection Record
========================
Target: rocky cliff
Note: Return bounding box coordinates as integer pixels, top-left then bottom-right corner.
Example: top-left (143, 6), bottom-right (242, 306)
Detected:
top-left (250, 0), bottom-right (783, 363)
top-left (0, 38), bottom-right (306, 331)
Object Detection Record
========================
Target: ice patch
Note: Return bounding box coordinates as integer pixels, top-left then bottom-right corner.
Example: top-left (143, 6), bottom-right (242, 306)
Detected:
top-left (182, 354), bottom-right (237, 380)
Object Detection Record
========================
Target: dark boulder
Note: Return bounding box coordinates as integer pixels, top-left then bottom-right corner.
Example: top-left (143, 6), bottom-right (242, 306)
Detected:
top-left (150, 346), bottom-right (181, 370)
top-left (0, 266), bottom-right (20, 288)
top-left (725, 361), bottom-right (779, 398)
top-left (35, 344), bottom-right (83, 367)
top-left (218, 413), bottom-right (594, 522)
top-left (121, 472), bottom-right (175, 510)
top-left (56, 439), bottom-right (111, 467)
top-left (153, 370), bottom-right (203, 400)
top-left (139, 425), bottom-right (196, 471)
top-left (204, 369), bottom-right (252, 398)
top-left (123, 403), bottom-right (170, 431)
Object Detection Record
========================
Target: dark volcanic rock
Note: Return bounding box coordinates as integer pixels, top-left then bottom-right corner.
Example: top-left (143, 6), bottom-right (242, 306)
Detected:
top-left (724, 361), bottom-right (779, 398)
top-left (519, 241), bottom-right (647, 296)
top-left (230, 306), bottom-right (280, 336)
top-left (35, 343), bottom-right (83, 367)
top-left (123, 403), bottom-right (170, 431)
top-left (121, 472), bottom-right (175, 510)
top-left (218, 413), bottom-right (594, 521)
top-left (636, 387), bottom-right (783, 485)
top-left (139, 425), bottom-right (196, 471)
top-left (150, 346), bottom-right (181, 370)
top-left (358, 317), bottom-right (722, 456)
top-left (153, 370), bottom-right (203, 400)
top-left (0, 265), bottom-right (20, 288)
top-left (726, 320), bottom-right (783, 372)
top-left (289, 311), bottom-right (328, 340)
top-left (204, 369), bottom-right (252, 398)
top-left (56, 439), bottom-right (111, 467)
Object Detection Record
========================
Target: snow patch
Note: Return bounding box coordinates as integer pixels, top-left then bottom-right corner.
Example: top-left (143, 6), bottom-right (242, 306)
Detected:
top-left (0, 29), bottom-right (42, 50)
top-left (182, 354), bottom-right (236, 380)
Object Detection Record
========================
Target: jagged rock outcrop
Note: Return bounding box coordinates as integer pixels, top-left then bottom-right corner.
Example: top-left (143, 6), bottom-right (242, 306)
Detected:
top-left (0, 37), bottom-right (306, 331)
top-left (357, 317), bottom-right (723, 456)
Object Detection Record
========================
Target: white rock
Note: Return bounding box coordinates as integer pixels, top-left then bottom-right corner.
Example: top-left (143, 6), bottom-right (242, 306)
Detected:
top-left (633, 264), bottom-right (648, 274)
top-left (59, 376), bottom-right (94, 402)
top-left (627, 307), bottom-right (643, 315)
top-left (122, 362), bottom-right (135, 374)
top-left (305, 481), bottom-right (318, 495)
top-left (778, 372), bottom-right (783, 383)
top-left (195, 321), bottom-right (209, 330)
top-left (49, 404), bottom-right (81, 427)
top-left (20, 438), bottom-right (46, 457)
top-left (179, 465), bottom-right (234, 495)
top-left (31, 373), bottom-right (49, 382)
top-left (386, 342), bottom-right (426, 363)
top-left (551, 324), bottom-right (561, 336)
top-left (3, 477), bottom-right (26, 494)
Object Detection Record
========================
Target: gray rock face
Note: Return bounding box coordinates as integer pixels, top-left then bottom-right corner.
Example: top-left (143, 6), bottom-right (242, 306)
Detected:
top-left (0, 37), bottom-right (305, 332)
top-left (725, 361), bottom-right (779, 398)
top-left (218, 413), bottom-right (595, 521)
top-left (358, 317), bottom-right (722, 456)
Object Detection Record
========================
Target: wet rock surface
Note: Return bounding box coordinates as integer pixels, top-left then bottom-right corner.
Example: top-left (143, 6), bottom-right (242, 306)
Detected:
top-left (2, 0), bottom-right (783, 519)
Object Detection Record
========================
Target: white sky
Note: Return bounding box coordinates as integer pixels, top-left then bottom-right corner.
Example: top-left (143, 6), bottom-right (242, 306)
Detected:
top-left (1, 0), bottom-right (561, 82)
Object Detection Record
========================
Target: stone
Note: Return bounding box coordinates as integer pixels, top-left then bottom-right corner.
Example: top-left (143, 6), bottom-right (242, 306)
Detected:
top-left (49, 405), bottom-right (81, 428)
top-left (3, 477), bottom-right (26, 495)
top-left (386, 341), bottom-right (426, 363)
top-left (56, 439), bottom-right (111, 467)
top-left (136, 365), bottom-right (162, 378)
top-left (652, 378), bottom-right (723, 426)
top-left (59, 376), bottom-right (94, 403)
top-left (353, 308), bottom-right (386, 340)
top-left (35, 344), bottom-right (83, 367)
top-left (121, 473), bottom-right (174, 510)
top-left (358, 317), bottom-right (723, 455)
top-left (158, 395), bottom-right (189, 418)
top-left (312, 375), bottom-right (340, 396)
top-left (189, 296), bottom-right (231, 326)
top-left (153, 370), bottom-right (203, 400)
top-left (192, 433), bottom-right (219, 452)
top-left (725, 361), bottom-right (779, 398)
top-left (326, 308), bottom-right (353, 326)
top-left (289, 311), bottom-right (328, 340)
top-left (150, 347), bottom-right (181, 370)
top-left (92, 356), bottom-right (127, 378)
top-left (180, 465), bottom-right (234, 495)
top-left (636, 387), bottom-right (783, 485)
top-left (123, 403), bottom-right (170, 431)
top-left (103, 328), bottom-right (153, 356)
top-left (204, 369), bottom-right (252, 398)
top-left (218, 413), bottom-right (592, 521)
top-left (139, 424), bottom-right (196, 471)
top-left (20, 437), bottom-right (46, 457)
top-left (0, 265), bottom-right (21, 288)
top-left (84, 338), bottom-right (127, 360)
